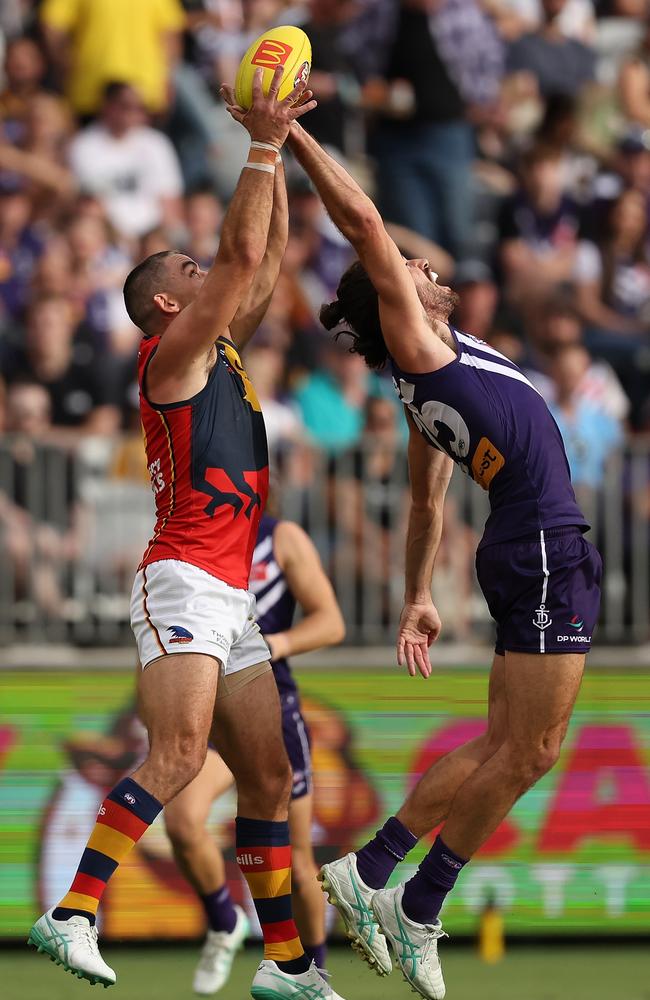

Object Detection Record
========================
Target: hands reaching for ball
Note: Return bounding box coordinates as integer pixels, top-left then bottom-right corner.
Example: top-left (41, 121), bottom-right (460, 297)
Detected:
top-left (220, 67), bottom-right (316, 149)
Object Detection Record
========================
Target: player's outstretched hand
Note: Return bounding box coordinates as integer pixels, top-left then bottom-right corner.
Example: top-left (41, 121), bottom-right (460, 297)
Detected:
top-left (397, 601), bottom-right (442, 678)
top-left (220, 68), bottom-right (316, 149)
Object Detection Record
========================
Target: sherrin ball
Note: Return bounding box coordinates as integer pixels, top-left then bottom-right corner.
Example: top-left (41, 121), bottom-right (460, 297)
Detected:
top-left (235, 26), bottom-right (312, 110)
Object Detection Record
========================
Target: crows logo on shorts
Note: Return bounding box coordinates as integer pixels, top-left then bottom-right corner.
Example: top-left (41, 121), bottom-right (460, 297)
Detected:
top-left (137, 335), bottom-right (269, 590)
top-left (167, 625), bottom-right (194, 644)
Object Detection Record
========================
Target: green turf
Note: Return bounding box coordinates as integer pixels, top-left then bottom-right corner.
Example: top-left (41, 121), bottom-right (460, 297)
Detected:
top-left (3, 944), bottom-right (649, 1000)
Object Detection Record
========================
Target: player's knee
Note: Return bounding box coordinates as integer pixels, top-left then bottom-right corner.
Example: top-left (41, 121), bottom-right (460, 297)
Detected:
top-left (508, 738), bottom-right (561, 787)
top-left (149, 734), bottom-right (206, 793)
top-left (257, 756), bottom-right (292, 811)
top-left (164, 810), bottom-right (203, 851)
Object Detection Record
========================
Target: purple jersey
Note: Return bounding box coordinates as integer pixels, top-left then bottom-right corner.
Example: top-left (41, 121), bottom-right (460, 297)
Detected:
top-left (391, 327), bottom-right (588, 547)
top-left (249, 515), bottom-right (297, 695)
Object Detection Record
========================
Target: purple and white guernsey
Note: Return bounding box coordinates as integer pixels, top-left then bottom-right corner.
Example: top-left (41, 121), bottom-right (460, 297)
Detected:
top-left (391, 327), bottom-right (588, 548)
top-left (249, 514), bottom-right (297, 695)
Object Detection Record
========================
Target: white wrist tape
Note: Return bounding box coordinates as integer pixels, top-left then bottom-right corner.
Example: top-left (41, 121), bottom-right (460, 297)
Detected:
top-left (250, 140), bottom-right (281, 153)
top-left (244, 161), bottom-right (276, 173)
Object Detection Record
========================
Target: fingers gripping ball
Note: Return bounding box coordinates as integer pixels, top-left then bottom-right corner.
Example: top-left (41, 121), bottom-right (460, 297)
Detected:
top-left (235, 26), bottom-right (311, 110)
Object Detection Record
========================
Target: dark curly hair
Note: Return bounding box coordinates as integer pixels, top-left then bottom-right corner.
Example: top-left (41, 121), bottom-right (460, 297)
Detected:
top-left (319, 260), bottom-right (388, 369)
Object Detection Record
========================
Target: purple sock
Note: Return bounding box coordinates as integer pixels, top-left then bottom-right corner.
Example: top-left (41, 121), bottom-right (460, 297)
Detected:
top-left (402, 835), bottom-right (467, 924)
top-left (200, 885), bottom-right (238, 933)
top-left (304, 943), bottom-right (327, 969)
top-left (355, 816), bottom-right (418, 890)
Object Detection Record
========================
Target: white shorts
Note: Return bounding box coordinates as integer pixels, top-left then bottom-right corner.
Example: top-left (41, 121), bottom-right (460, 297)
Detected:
top-left (130, 559), bottom-right (270, 672)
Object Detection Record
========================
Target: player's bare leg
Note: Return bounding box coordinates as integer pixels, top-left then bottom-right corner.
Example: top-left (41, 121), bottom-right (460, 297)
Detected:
top-left (370, 652), bottom-right (585, 1000)
top-left (214, 667), bottom-right (345, 998)
top-left (289, 792), bottom-right (327, 967)
top-left (29, 653), bottom-right (219, 987)
top-left (396, 655), bottom-right (507, 837)
top-left (320, 656), bottom-right (506, 978)
top-left (165, 751), bottom-right (249, 994)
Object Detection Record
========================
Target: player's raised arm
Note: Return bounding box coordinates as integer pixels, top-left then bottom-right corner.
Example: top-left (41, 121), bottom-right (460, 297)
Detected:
top-left (148, 70), bottom-right (314, 392)
top-left (284, 125), bottom-right (450, 374)
top-left (265, 521), bottom-right (346, 659)
top-left (228, 155), bottom-right (289, 350)
top-left (398, 411), bottom-right (453, 679)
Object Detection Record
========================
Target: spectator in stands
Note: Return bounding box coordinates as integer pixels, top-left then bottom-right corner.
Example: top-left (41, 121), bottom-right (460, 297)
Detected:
top-left (506, 0), bottom-right (596, 98)
top-left (40, 0), bottom-right (185, 117)
top-left (0, 91), bottom-right (76, 213)
top-left (0, 36), bottom-right (49, 142)
top-left (301, 0), bottom-right (362, 153)
top-left (372, 0), bottom-right (504, 258)
top-left (619, 14), bottom-right (650, 129)
top-left (452, 260), bottom-right (500, 340)
top-left (498, 143), bottom-right (581, 306)
top-left (333, 394), bottom-right (408, 628)
top-left (64, 213), bottom-right (135, 355)
top-left (182, 186), bottom-right (223, 269)
top-left (68, 82), bottom-right (184, 240)
top-left (574, 187), bottom-right (650, 336)
top-left (531, 298), bottom-right (631, 421)
top-left (2, 295), bottom-right (122, 434)
top-left (244, 343), bottom-right (305, 452)
top-left (0, 188), bottom-right (44, 323)
top-left (292, 338), bottom-right (390, 453)
top-left (547, 343), bottom-right (623, 509)
top-left (0, 381), bottom-right (83, 619)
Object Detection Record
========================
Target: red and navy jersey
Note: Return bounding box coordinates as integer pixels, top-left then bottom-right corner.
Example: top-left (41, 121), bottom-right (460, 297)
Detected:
top-left (138, 334), bottom-right (269, 589)
top-left (249, 515), bottom-right (297, 695)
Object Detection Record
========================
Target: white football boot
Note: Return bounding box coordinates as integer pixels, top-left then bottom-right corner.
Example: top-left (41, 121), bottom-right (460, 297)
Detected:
top-left (318, 853), bottom-right (391, 976)
top-left (193, 905), bottom-right (249, 994)
top-left (28, 908), bottom-right (116, 987)
top-left (251, 960), bottom-right (347, 999)
top-left (371, 884), bottom-right (448, 1000)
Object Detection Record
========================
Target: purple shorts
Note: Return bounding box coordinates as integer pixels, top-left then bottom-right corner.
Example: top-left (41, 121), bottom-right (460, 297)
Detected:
top-left (475, 527), bottom-right (602, 656)
top-left (280, 691), bottom-right (312, 800)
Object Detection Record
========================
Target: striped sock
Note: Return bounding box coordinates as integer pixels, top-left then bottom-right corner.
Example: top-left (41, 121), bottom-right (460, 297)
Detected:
top-left (236, 816), bottom-right (310, 975)
top-left (52, 777), bottom-right (162, 924)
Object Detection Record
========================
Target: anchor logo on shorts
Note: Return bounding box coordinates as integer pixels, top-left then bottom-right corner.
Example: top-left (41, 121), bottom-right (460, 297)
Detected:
top-left (532, 604), bottom-right (552, 630)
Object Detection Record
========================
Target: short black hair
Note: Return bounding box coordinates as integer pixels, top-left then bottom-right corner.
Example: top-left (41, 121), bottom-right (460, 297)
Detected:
top-left (319, 260), bottom-right (388, 369)
top-left (103, 80), bottom-right (133, 104)
top-left (123, 251), bottom-right (175, 335)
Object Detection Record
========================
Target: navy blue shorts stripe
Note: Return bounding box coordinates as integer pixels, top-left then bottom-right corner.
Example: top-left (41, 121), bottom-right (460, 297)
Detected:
top-left (235, 817), bottom-right (289, 847)
top-left (255, 894), bottom-right (294, 925)
top-left (77, 848), bottom-right (119, 882)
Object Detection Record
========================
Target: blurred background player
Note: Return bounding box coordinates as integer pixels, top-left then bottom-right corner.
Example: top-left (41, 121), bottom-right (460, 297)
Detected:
top-left (264, 121), bottom-right (602, 1000)
top-left (163, 511), bottom-right (345, 994)
top-left (27, 72), bottom-right (351, 1000)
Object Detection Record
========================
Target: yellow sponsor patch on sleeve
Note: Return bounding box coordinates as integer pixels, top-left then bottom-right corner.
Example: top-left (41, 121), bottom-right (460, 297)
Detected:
top-left (471, 437), bottom-right (505, 489)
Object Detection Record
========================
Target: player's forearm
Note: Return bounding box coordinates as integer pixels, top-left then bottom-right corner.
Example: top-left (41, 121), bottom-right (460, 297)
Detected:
top-left (287, 124), bottom-right (381, 245)
top-left (404, 501), bottom-right (444, 604)
top-left (216, 163), bottom-right (275, 271)
top-left (267, 604), bottom-right (345, 659)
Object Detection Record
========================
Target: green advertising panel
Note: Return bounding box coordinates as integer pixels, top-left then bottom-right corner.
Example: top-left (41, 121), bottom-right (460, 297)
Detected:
top-left (1, 669), bottom-right (649, 939)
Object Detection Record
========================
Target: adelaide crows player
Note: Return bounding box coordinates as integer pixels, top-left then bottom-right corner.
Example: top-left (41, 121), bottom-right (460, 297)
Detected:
top-left (29, 71), bottom-right (346, 1000)
top-left (254, 122), bottom-right (601, 1000)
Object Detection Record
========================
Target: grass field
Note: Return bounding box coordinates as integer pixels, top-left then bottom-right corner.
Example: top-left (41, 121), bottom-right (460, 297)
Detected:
top-left (4, 944), bottom-right (649, 1000)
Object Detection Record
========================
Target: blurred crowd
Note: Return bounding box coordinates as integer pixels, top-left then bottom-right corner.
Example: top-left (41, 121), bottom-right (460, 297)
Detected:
top-left (0, 0), bottom-right (649, 637)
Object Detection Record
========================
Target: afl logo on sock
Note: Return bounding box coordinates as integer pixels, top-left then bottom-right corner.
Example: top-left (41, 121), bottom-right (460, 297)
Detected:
top-left (442, 853), bottom-right (463, 869)
top-left (124, 792), bottom-right (136, 805)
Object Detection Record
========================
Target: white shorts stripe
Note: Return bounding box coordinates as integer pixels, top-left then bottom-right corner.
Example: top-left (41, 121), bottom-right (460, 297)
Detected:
top-left (539, 529), bottom-right (549, 653)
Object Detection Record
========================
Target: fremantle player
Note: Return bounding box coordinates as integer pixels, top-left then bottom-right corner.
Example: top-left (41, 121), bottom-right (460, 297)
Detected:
top-left (29, 71), bottom-right (347, 1000)
top-left (250, 121), bottom-right (600, 999)
top-left (163, 513), bottom-right (345, 994)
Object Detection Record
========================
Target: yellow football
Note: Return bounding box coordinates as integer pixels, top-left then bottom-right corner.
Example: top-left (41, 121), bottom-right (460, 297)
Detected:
top-left (235, 26), bottom-right (311, 110)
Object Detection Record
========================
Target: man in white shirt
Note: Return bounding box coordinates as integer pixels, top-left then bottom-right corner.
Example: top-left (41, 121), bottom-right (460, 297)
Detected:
top-left (69, 82), bottom-right (184, 239)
